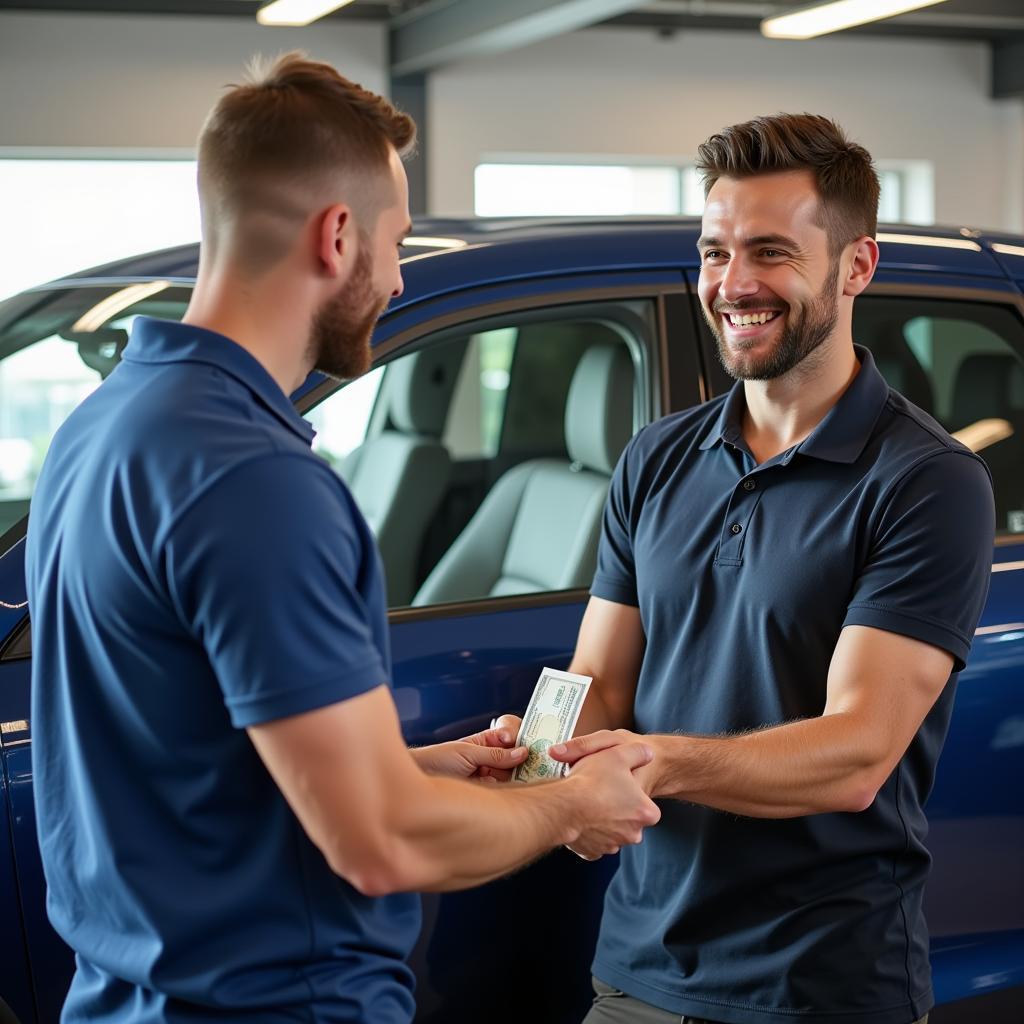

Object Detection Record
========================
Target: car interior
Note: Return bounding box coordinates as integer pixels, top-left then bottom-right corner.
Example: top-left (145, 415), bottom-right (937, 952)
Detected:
top-left (854, 297), bottom-right (1024, 532)
top-left (3, 285), bottom-right (1024, 587)
top-left (328, 309), bottom-right (643, 608)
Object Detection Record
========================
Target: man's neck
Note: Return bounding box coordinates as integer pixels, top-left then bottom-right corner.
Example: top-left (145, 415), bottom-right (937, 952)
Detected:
top-left (182, 265), bottom-right (314, 397)
top-left (741, 336), bottom-right (859, 465)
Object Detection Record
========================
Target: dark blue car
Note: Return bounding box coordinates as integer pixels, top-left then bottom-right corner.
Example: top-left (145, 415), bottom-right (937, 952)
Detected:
top-left (1, 218), bottom-right (1022, 1023)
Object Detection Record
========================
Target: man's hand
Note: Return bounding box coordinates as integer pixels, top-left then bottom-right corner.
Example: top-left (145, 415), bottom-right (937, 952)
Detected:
top-left (411, 726), bottom-right (527, 781)
top-left (564, 742), bottom-right (662, 860)
top-left (550, 728), bottom-right (662, 796)
top-left (471, 714), bottom-right (523, 780)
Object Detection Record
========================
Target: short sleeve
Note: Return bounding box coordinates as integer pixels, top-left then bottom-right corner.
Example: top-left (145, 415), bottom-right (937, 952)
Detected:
top-left (843, 450), bottom-right (994, 671)
top-left (591, 440), bottom-right (640, 606)
top-left (162, 454), bottom-right (389, 728)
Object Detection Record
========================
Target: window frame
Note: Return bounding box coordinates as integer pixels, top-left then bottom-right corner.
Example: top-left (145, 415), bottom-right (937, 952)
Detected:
top-left (473, 157), bottom-right (930, 223)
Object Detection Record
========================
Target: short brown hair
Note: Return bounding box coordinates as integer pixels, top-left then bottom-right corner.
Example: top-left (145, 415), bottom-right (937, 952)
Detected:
top-left (695, 114), bottom-right (879, 256)
top-left (197, 52), bottom-right (416, 269)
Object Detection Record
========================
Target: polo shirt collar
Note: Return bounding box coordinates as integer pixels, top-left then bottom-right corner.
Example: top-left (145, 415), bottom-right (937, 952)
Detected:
top-left (698, 344), bottom-right (889, 465)
top-left (123, 317), bottom-right (315, 445)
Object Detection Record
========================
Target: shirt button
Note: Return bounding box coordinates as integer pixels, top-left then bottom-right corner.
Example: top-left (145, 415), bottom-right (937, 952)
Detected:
top-left (742, 479), bottom-right (756, 491)
top-left (730, 523), bottom-right (742, 535)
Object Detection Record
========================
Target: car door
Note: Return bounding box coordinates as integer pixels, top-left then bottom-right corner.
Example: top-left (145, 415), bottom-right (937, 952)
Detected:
top-left (690, 262), bottom-right (1024, 1022)
top-left (297, 270), bottom-right (702, 1024)
top-left (851, 280), bottom-right (1024, 1022)
top-left (0, 280), bottom-right (195, 1023)
top-left (0, 266), bottom-right (705, 1022)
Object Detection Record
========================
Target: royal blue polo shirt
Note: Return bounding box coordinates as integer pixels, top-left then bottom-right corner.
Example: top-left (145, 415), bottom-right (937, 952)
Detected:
top-left (590, 346), bottom-right (994, 1024)
top-left (25, 317), bottom-right (419, 1023)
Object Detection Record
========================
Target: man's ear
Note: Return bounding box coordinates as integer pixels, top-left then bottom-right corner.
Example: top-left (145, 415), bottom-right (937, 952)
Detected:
top-left (843, 236), bottom-right (879, 298)
top-left (317, 203), bottom-right (357, 280)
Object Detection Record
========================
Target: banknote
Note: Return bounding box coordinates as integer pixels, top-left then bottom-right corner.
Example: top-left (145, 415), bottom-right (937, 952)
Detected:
top-left (512, 667), bottom-right (592, 783)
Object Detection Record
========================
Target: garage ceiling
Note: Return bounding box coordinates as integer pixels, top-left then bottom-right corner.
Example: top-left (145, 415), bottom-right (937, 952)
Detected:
top-left (2, 0), bottom-right (1023, 38)
top-left (1, 0), bottom-right (1022, 96)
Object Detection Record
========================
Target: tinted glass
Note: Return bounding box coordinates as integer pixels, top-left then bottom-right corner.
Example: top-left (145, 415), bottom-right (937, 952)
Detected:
top-left (855, 296), bottom-right (1024, 536)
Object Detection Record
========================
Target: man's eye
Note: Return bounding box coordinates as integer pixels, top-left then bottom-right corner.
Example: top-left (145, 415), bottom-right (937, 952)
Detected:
top-left (702, 250), bottom-right (725, 261)
top-left (761, 249), bottom-right (783, 258)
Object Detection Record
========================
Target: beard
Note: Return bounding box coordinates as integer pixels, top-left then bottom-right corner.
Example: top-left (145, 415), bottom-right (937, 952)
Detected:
top-left (308, 242), bottom-right (388, 381)
top-left (704, 257), bottom-right (840, 381)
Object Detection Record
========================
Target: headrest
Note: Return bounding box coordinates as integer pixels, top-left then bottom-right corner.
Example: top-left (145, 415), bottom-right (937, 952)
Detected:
top-left (951, 353), bottom-right (1024, 429)
top-left (388, 341), bottom-right (465, 436)
top-left (564, 343), bottom-right (634, 475)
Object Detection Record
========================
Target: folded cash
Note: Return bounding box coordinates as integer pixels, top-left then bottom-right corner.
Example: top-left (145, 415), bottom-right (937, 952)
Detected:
top-left (512, 667), bottom-right (592, 783)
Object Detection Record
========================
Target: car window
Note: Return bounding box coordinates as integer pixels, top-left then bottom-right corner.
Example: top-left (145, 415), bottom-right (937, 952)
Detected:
top-left (0, 282), bottom-right (190, 537)
top-left (306, 366), bottom-right (385, 468)
top-left (854, 296), bottom-right (1024, 536)
top-left (308, 300), bottom-right (657, 609)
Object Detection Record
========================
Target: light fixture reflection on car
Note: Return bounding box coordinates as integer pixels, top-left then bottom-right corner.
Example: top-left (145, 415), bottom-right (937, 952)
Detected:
top-left (951, 418), bottom-right (1013, 455)
top-left (402, 237), bottom-right (469, 249)
top-left (876, 232), bottom-right (982, 252)
top-left (761, 0), bottom-right (948, 40)
top-left (256, 0), bottom-right (356, 27)
top-left (993, 243), bottom-right (1024, 258)
top-left (71, 280), bottom-right (171, 333)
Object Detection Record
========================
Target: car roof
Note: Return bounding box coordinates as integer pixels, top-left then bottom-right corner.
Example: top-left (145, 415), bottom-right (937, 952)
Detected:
top-left (46, 216), bottom-right (1024, 313)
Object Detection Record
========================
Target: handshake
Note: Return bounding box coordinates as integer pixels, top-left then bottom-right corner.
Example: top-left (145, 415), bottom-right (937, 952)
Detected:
top-left (413, 669), bottom-right (661, 862)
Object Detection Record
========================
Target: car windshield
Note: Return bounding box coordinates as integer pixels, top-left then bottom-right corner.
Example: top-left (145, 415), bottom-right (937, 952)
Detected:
top-left (0, 281), bottom-right (192, 536)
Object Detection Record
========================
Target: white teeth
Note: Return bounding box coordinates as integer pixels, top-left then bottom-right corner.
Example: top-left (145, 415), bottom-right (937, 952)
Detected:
top-left (727, 311), bottom-right (777, 327)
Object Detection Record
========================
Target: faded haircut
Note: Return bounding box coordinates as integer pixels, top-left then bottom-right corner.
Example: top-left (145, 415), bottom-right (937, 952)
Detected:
top-left (695, 114), bottom-right (880, 257)
top-left (196, 51), bottom-right (416, 273)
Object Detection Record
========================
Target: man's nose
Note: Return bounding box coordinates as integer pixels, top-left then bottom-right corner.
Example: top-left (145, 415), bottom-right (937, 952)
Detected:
top-left (719, 258), bottom-right (759, 303)
top-left (392, 275), bottom-right (404, 299)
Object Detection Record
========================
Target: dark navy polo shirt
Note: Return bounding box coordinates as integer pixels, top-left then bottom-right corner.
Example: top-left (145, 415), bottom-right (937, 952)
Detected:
top-left (590, 346), bottom-right (994, 1024)
top-left (25, 317), bottom-right (419, 1023)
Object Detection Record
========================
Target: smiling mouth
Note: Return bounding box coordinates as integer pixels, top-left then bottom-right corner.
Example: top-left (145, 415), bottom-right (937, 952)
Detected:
top-left (723, 310), bottom-right (782, 328)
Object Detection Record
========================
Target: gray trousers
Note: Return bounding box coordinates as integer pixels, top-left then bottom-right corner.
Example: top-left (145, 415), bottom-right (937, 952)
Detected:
top-left (582, 977), bottom-right (929, 1024)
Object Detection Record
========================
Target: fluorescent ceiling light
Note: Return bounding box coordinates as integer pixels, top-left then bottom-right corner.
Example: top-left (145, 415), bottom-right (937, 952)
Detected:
top-left (762, 0), bottom-right (948, 40)
top-left (876, 232), bottom-right (981, 251)
top-left (992, 242), bottom-right (1024, 258)
top-left (257, 0), bottom-right (356, 27)
top-left (72, 280), bottom-right (170, 332)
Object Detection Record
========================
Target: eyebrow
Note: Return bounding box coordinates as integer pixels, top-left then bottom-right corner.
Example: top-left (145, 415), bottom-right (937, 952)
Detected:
top-left (697, 233), bottom-right (802, 251)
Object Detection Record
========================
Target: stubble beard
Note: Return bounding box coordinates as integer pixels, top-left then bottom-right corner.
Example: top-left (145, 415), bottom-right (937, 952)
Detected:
top-left (308, 244), bottom-right (387, 381)
top-left (705, 257), bottom-right (841, 382)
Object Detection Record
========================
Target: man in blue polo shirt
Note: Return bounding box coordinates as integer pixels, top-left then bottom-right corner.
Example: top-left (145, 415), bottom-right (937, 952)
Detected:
top-left (25, 54), bottom-right (660, 1023)
top-left (536, 115), bottom-right (994, 1024)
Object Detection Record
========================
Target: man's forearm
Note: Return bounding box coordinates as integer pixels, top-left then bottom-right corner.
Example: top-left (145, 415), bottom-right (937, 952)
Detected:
top-left (568, 663), bottom-right (636, 737)
top-left (648, 712), bottom-right (888, 817)
top-left (370, 774), bottom-right (585, 894)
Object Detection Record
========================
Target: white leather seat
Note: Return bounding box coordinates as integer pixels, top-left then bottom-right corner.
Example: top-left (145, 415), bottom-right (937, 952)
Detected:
top-left (413, 342), bottom-right (634, 606)
top-left (341, 344), bottom-right (463, 605)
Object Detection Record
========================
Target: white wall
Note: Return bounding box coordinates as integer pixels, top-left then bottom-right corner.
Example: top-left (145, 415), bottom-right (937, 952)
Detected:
top-left (428, 27), bottom-right (1024, 233)
top-left (0, 11), bottom-right (387, 150)
top-left (1, 14), bottom-right (1022, 232)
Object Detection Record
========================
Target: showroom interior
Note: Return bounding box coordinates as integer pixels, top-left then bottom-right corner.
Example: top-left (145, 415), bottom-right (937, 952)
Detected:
top-left (1, 0), bottom-right (1024, 295)
top-left (1, 3), bottom-right (1024, 1024)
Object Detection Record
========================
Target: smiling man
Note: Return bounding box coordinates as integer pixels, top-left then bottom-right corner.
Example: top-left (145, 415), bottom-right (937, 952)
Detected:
top-left (532, 115), bottom-right (995, 1024)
